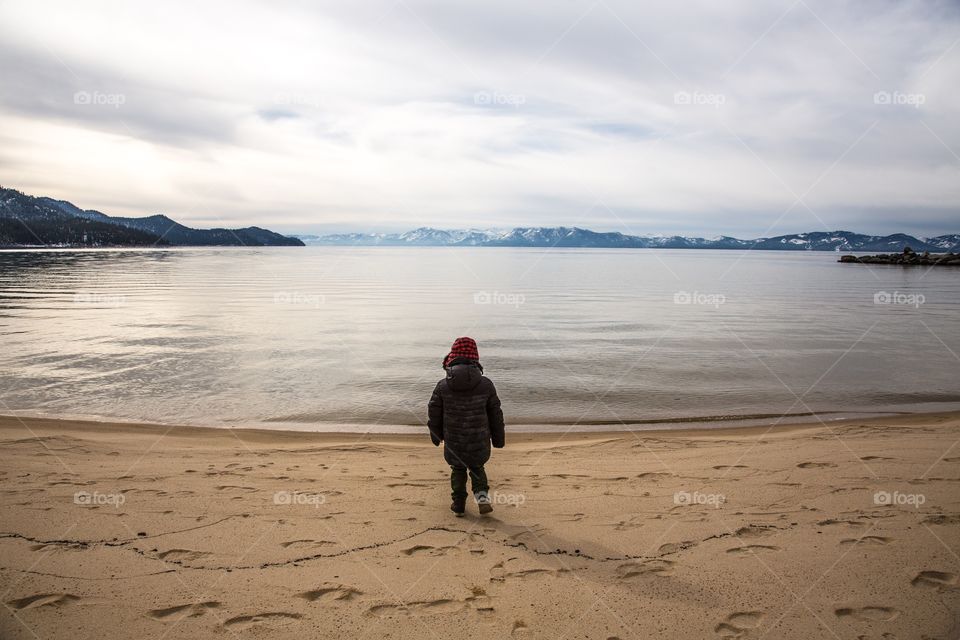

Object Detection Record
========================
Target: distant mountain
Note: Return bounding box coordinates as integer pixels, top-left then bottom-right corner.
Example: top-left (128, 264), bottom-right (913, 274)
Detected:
top-left (1, 191), bottom-right (162, 246)
top-left (296, 226), bottom-right (958, 252)
top-left (295, 228), bottom-right (500, 246)
top-left (101, 214), bottom-right (302, 247)
top-left (484, 227), bottom-right (642, 248)
top-left (925, 234), bottom-right (960, 250)
top-left (1, 187), bottom-right (304, 247)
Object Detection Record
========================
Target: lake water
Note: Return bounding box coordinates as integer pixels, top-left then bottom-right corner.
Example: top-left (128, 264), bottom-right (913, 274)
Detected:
top-left (1, 247), bottom-right (958, 432)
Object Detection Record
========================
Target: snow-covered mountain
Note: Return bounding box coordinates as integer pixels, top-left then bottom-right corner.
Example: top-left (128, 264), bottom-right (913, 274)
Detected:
top-left (295, 227), bottom-right (958, 252)
top-left (924, 234), bottom-right (960, 250)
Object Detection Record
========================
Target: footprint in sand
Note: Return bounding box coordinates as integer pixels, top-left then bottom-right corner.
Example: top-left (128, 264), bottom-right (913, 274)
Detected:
top-left (496, 568), bottom-right (570, 582)
top-left (726, 545), bottom-right (781, 554)
top-left (490, 561), bottom-right (572, 583)
top-left (466, 588), bottom-right (496, 621)
top-left (834, 606), bottom-right (899, 621)
top-left (657, 541), bottom-right (697, 554)
top-left (156, 549), bottom-right (212, 562)
top-left (7, 593), bottom-right (81, 610)
top-left (280, 539), bottom-right (335, 549)
top-left (616, 559), bottom-right (674, 579)
top-left (715, 611), bottom-right (764, 637)
top-left (147, 601), bottom-right (221, 621)
top-left (611, 515), bottom-right (645, 531)
top-left (663, 508), bottom-right (710, 523)
top-left (367, 599), bottom-right (466, 618)
top-left (401, 544), bottom-right (458, 556)
top-left (214, 485), bottom-right (258, 493)
top-left (120, 488), bottom-right (167, 496)
top-left (392, 498), bottom-right (426, 506)
top-left (817, 519), bottom-right (867, 529)
top-left (797, 462), bottom-right (837, 469)
top-left (734, 525), bottom-right (777, 539)
top-left (561, 513), bottom-right (586, 522)
top-left (299, 584), bottom-right (363, 602)
top-left (223, 612), bottom-right (303, 629)
top-left (923, 514), bottom-right (960, 525)
top-left (511, 620), bottom-right (530, 636)
top-left (635, 472), bottom-right (671, 481)
top-left (839, 536), bottom-right (891, 547)
top-left (911, 570), bottom-right (958, 589)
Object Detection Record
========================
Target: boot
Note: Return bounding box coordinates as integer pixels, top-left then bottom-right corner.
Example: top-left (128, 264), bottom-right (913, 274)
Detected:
top-left (476, 492), bottom-right (493, 515)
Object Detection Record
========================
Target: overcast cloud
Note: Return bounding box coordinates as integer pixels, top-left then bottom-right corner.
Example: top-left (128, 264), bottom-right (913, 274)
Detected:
top-left (0, 0), bottom-right (958, 236)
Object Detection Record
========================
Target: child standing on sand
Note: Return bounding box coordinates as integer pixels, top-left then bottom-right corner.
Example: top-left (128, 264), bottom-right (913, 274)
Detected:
top-left (428, 337), bottom-right (505, 516)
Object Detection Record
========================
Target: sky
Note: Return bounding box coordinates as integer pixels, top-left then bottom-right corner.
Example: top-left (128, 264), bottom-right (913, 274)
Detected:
top-left (0, 0), bottom-right (958, 237)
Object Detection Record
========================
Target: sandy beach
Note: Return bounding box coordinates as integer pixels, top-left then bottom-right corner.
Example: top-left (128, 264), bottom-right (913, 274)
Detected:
top-left (1, 412), bottom-right (959, 639)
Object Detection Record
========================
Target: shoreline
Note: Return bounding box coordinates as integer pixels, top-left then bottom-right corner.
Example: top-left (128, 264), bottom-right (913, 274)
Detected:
top-left (4, 408), bottom-right (959, 442)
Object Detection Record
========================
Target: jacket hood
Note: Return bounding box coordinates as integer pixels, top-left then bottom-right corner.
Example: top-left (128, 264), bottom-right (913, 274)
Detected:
top-left (444, 337), bottom-right (480, 367)
top-left (445, 362), bottom-right (483, 391)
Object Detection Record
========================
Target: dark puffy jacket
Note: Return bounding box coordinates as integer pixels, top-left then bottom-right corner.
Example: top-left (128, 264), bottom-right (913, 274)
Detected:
top-left (428, 362), bottom-right (505, 468)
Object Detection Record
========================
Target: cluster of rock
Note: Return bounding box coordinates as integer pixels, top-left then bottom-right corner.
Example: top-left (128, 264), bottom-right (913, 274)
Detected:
top-left (839, 247), bottom-right (960, 266)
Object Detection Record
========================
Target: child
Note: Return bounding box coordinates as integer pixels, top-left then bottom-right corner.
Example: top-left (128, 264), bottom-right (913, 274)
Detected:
top-left (428, 337), bottom-right (505, 516)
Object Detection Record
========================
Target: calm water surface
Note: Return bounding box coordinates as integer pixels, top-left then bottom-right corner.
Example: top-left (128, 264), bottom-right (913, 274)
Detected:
top-left (1, 247), bottom-right (958, 432)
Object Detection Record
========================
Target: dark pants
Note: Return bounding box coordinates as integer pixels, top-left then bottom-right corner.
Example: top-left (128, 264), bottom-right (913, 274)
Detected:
top-left (450, 465), bottom-right (489, 500)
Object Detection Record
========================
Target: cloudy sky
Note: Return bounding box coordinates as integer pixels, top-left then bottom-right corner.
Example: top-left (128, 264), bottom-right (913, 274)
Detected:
top-left (0, 0), bottom-right (958, 237)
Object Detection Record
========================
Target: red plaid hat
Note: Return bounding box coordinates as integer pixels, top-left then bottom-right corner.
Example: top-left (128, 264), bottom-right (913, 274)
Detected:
top-left (443, 336), bottom-right (479, 367)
